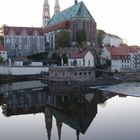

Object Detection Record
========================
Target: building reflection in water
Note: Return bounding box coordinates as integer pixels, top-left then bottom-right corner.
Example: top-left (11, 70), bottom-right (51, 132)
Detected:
top-left (0, 82), bottom-right (125, 140)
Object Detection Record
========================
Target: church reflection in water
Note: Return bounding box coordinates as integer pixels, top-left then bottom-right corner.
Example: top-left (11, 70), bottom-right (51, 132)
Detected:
top-left (0, 83), bottom-right (125, 140)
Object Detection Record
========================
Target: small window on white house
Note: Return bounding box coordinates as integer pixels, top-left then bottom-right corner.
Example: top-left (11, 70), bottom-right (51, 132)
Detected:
top-left (70, 61), bottom-right (73, 66)
top-left (79, 61), bottom-right (81, 66)
top-left (88, 60), bottom-right (90, 66)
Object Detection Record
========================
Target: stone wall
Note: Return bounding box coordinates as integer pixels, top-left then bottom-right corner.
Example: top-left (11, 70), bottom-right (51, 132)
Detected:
top-left (0, 65), bottom-right (49, 75)
top-left (49, 66), bottom-right (95, 83)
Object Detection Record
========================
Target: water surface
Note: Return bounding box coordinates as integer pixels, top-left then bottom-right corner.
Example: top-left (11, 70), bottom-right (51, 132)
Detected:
top-left (0, 81), bottom-right (140, 140)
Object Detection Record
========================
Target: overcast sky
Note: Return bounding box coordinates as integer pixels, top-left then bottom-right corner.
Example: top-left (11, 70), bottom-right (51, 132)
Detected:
top-left (0, 0), bottom-right (140, 45)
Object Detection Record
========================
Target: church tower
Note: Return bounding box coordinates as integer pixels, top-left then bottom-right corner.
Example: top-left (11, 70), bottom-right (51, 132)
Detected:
top-left (44, 107), bottom-right (53, 140)
top-left (43, 0), bottom-right (50, 28)
top-left (54, 0), bottom-right (60, 15)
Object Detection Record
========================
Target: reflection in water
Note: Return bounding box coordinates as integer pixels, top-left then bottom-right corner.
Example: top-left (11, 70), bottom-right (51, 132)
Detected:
top-left (0, 82), bottom-right (124, 140)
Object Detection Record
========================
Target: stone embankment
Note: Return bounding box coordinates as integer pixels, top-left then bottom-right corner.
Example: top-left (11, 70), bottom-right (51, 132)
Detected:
top-left (113, 73), bottom-right (140, 82)
top-left (0, 75), bottom-right (42, 84)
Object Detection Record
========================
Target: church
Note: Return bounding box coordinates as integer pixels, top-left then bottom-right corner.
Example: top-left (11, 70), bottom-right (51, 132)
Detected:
top-left (43, 0), bottom-right (97, 51)
top-left (3, 0), bottom-right (97, 57)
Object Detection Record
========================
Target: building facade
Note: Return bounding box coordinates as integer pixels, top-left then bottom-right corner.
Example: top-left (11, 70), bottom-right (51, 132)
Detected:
top-left (103, 33), bottom-right (123, 47)
top-left (68, 50), bottom-right (94, 67)
top-left (3, 26), bottom-right (45, 57)
top-left (49, 66), bottom-right (95, 83)
top-left (101, 45), bottom-right (140, 72)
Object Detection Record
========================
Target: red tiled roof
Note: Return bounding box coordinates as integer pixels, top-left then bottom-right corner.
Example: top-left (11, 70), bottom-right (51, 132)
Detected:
top-left (69, 50), bottom-right (88, 59)
top-left (120, 44), bottom-right (140, 53)
top-left (106, 47), bottom-right (129, 56)
top-left (0, 44), bottom-right (6, 51)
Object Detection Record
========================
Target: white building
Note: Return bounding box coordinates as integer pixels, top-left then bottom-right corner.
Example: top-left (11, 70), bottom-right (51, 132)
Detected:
top-left (111, 55), bottom-right (131, 72)
top-left (103, 33), bottom-right (123, 47)
top-left (126, 45), bottom-right (140, 71)
top-left (0, 44), bottom-right (7, 60)
top-left (100, 47), bottom-right (111, 65)
top-left (101, 45), bottom-right (140, 72)
top-left (68, 51), bottom-right (94, 67)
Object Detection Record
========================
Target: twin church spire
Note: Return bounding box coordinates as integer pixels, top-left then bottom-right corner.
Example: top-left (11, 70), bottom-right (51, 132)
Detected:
top-left (54, 0), bottom-right (60, 15)
top-left (43, 0), bottom-right (60, 27)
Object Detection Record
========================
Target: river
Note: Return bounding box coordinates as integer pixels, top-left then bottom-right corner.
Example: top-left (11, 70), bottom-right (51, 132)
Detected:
top-left (0, 81), bottom-right (140, 140)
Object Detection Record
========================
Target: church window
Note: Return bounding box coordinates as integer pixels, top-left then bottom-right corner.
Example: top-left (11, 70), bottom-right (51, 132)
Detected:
top-left (6, 38), bottom-right (10, 43)
top-left (18, 44), bottom-right (22, 49)
top-left (79, 72), bottom-right (82, 76)
top-left (11, 44), bottom-right (15, 49)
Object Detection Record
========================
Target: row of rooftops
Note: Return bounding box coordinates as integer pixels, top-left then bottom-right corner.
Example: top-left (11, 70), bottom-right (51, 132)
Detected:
top-left (2, 1), bottom-right (95, 36)
top-left (3, 26), bottom-right (43, 36)
top-left (105, 44), bottom-right (140, 60)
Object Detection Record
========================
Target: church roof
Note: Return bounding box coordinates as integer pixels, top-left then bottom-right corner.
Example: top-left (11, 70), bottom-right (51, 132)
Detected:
top-left (48, 1), bottom-right (94, 26)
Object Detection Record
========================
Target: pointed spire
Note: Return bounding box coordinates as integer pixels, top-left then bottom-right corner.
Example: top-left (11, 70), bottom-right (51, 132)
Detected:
top-left (44, 107), bottom-right (53, 140)
top-left (56, 119), bottom-right (62, 140)
top-left (76, 130), bottom-right (80, 140)
top-left (42, 0), bottom-right (50, 27)
top-left (44, 0), bottom-right (49, 5)
top-left (54, 0), bottom-right (60, 15)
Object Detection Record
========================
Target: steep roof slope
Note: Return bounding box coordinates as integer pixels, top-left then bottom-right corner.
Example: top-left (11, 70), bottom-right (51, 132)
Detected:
top-left (106, 47), bottom-right (128, 56)
top-left (48, 1), bottom-right (94, 26)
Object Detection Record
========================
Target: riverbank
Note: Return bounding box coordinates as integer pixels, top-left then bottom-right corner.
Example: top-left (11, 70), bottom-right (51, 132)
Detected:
top-left (0, 75), bottom-right (41, 84)
top-left (1, 72), bottom-right (140, 85)
top-left (113, 72), bottom-right (140, 82)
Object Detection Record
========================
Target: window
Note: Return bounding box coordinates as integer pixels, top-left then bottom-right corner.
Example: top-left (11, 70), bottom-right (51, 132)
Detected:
top-left (74, 73), bottom-right (77, 76)
top-left (79, 72), bottom-right (82, 76)
top-left (88, 60), bottom-right (90, 66)
top-left (88, 72), bottom-right (91, 75)
top-left (6, 38), bottom-right (10, 43)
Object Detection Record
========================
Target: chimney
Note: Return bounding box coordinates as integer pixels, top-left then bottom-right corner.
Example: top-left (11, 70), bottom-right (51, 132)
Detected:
top-left (75, 0), bottom-right (78, 5)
